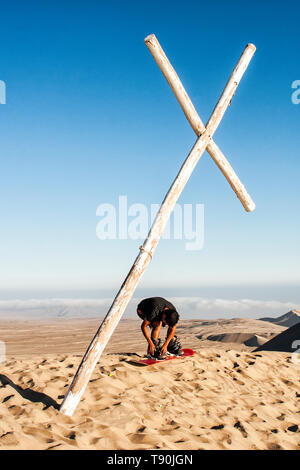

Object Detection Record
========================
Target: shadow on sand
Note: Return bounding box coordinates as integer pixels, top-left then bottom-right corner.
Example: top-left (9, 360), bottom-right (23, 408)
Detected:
top-left (0, 374), bottom-right (59, 410)
top-left (106, 352), bottom-right (143, 357)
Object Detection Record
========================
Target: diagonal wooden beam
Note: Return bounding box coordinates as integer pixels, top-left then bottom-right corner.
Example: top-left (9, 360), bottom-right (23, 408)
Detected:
top-left (145, 34), bottom-right (255, 213)
top-left (60, 41), bottom-right (256, 416)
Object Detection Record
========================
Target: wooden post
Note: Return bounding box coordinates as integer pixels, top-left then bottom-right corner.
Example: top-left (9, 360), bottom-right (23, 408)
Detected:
top-left (145, 34), bottom-right (255, 213)
top-left (60, 41), bottom-right (256, 416)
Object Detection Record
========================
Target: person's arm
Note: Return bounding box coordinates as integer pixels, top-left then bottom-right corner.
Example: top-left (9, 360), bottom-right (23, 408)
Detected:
top-left (141, 319), bottom-right (155, 355)
top-left (161, 325), bottom-right (177, 354)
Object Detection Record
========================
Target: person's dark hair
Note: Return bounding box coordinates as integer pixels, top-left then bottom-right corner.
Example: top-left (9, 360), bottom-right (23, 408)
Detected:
top-left (165, 309), bottom-right (179, 326)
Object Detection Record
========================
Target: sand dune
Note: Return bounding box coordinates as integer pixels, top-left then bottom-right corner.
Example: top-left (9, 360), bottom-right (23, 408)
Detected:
top-left (255, 322), bottom-right (300, 353)
top-left (260, 310), bottom-right (300, 328)
top-left (207, 333), bottom-right (267, 348)
top-left (0, 349), bottom-right (299, 450)
top-left (176, 318), bottom-right (284, 351)
top-left (244, 335), bottom-right (267, 348)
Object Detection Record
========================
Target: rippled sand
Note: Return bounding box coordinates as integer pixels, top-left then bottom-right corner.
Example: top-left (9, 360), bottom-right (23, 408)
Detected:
top-left (0, 348), bottom-right (299, 450)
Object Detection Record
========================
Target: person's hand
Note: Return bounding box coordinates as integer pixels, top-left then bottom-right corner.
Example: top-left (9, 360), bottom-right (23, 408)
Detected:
top-left (160, 343), bottom-right (168, 355)
top-left (148, 342), bottom-right (155, 356)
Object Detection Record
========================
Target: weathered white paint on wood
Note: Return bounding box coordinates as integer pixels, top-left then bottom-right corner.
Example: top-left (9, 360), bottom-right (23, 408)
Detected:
top-left (144, 34), bottom-right (255, 213)
top-left (60, 40), bottom-right (256, 416)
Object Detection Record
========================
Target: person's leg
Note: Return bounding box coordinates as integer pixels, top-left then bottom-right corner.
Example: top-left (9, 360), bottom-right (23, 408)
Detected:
top-left (148, 320), bottom-right (167, 359)
top-left (145, 321), bottom-right (159, 357)
top-left (150, 320), bottom-right (162, 341)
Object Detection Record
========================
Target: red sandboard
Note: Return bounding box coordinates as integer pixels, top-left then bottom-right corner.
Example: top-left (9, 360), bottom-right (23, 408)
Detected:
top-left (140, 348), bottom-right (194, 365)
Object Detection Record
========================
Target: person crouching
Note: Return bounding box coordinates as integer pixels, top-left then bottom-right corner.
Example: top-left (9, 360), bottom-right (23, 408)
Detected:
top-left (137, 297), bottom-right (184, 359)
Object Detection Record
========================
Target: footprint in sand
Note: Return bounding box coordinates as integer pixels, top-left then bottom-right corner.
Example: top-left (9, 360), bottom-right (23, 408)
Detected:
top-left (168, 420), bottom-right (177, 426)
top-left (2, 394), bottom-right (14, 403)
top-left (211, 424), bottom-right (224, 430)
top-left (26, 378), bottom-right (35, 387)
top-left (47, 443), bottom-right (63, 450)
top-left (22, 426), bottom-right (53, 442)
top-left (8, 405), bottom-right (25, 417)
top-left (277, 413), bottom-right (286, 421)
top-left (234, 421), bottom-right (248, 438)
top-left (137, 426), bottom-right (146, 432)
top-left (0, 432), bottom-right (19, 446)
top-left (287, 425), bottom-right (298, 432)
top-left (267, 443), bottom-right (282, 450)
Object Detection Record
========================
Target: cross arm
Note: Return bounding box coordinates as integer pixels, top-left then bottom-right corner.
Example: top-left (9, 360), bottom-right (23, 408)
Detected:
top-left (144, 34), bottom-right (256, 212)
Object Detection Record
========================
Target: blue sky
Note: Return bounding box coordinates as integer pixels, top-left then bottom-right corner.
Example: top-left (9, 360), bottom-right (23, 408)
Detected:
top-left (0, 1), bottom-right (299, 311)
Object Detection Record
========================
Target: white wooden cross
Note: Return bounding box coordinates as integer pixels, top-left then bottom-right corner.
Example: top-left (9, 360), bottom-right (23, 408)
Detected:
top-left (145, 35), bottom-right (255, 212)
top-left (60, 35), bottom-right (256, 416)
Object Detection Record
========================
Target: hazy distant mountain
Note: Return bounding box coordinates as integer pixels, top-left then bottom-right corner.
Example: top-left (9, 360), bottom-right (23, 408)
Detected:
top-left (0, 297), bottom-right (298, 320)
top-left (255, 322), bottom-right (300, 353)
top-left (259, 309), bottom-right (300, 328)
